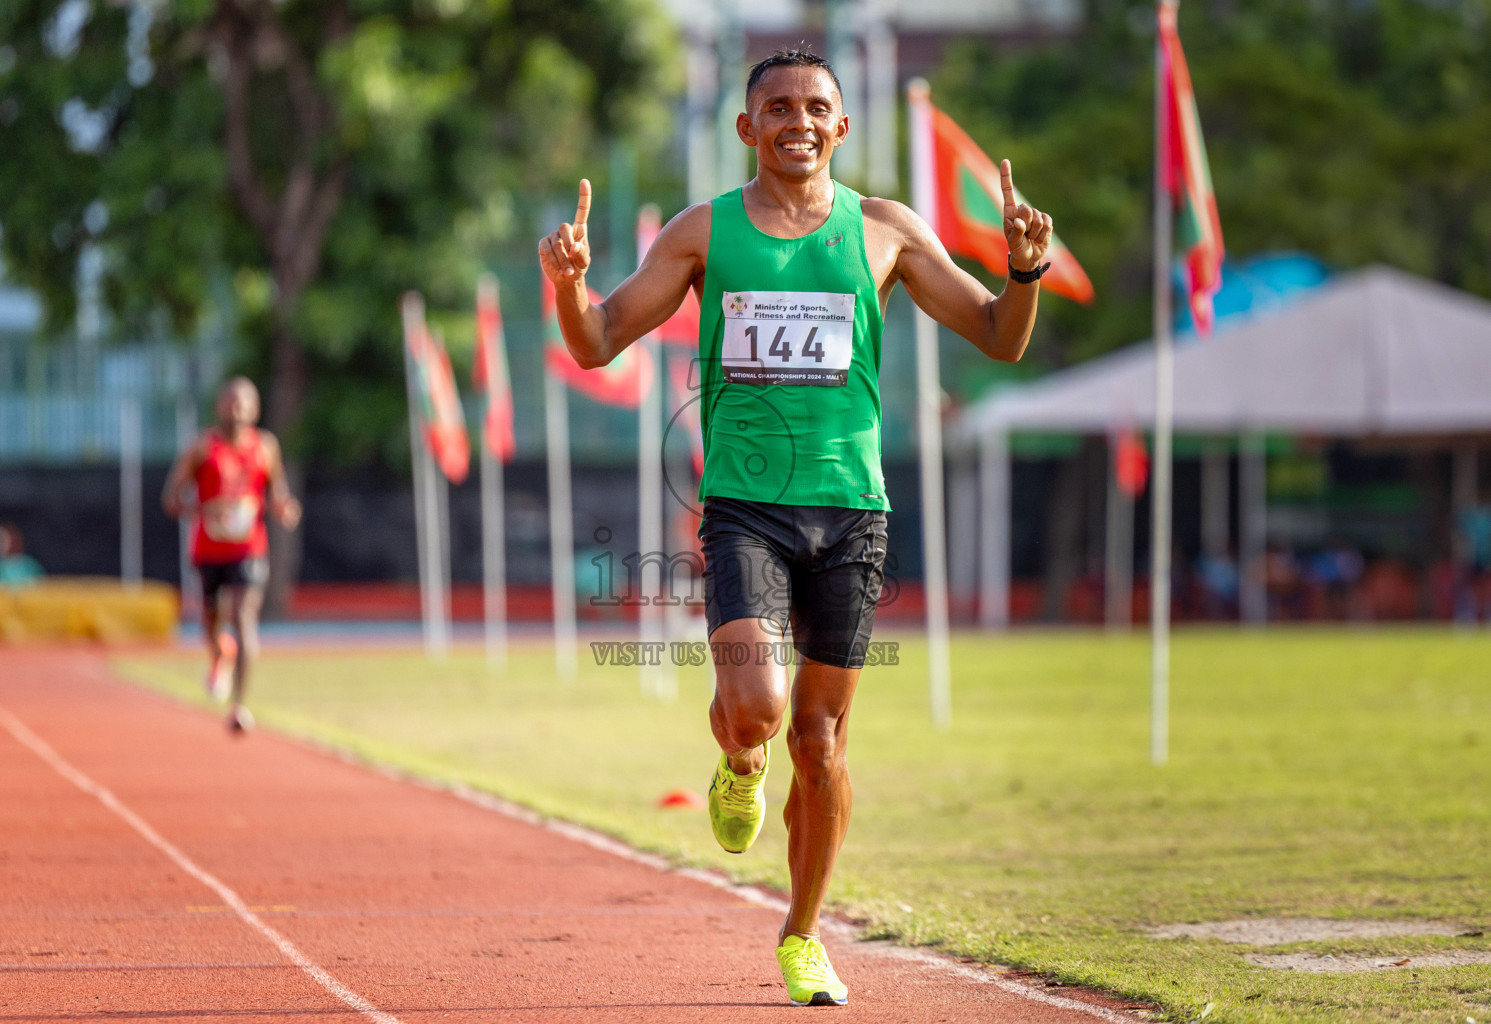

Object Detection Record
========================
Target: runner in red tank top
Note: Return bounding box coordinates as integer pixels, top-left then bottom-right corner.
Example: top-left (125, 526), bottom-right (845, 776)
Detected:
top-left (163, 378), bottom-right (301, 734)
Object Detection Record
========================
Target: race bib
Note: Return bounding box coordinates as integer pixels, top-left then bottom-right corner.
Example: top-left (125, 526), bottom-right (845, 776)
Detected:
top-left (202, 495), bottom-right (259, 543)
top-left (720, 290), bottom-right (855, 386)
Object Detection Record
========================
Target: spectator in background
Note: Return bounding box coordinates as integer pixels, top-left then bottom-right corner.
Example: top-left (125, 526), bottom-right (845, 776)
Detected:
top-left (0, 523), bottom-right (44, 587)
top-left (1305, 540), bottom-right (1364, 620)
top-left (1195, 546), bottom-right (1239, 620)
top-left (1455, 497), bottom-right (1491, 623)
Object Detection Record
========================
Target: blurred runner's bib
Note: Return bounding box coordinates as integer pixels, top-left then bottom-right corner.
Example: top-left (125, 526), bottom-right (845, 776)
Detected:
top-left (720, 291), bottom-right (855, 387)
top-left (201, 494), bottom-right (260, 543)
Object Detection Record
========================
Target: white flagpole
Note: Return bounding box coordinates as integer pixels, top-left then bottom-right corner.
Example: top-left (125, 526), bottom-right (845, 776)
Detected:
top-left (638, 336), bottom-right (667, 699)
top-left (479, 437), bottom-right (507, 669)
top-left (175, 396), bottom-right (200, 623)
top-left (1150, 2), bottom-right (1176, 766)
top-left (907, 79), bottom-right (953, 731)
top-left (401, 293), bottom-right (443, 659)
top-left (636, 206), bottom-right (669, 700)
top-left (120, 398), bottom-right (143, 592)
top-left (545, 369), bottom-right (578, 680)
top-left (434, 445), bottom-right (452, 654)
top-left (477, 276), bottom-right (509, 670)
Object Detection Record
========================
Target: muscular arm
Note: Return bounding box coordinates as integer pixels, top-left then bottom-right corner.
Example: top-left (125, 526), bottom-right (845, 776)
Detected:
top-left (261, 433), bottom-right (302, 531)
top-left (161, 438), bottom-right (204, 518)
top-left (539, 181), bottom-right (708, 369)
top-left (869, 199), bottom-right (1039, 363)
top-left (866, 159), bottom-right (1053, 363)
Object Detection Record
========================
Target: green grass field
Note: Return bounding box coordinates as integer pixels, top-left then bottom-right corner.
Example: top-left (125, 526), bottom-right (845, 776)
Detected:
top-left (116, 628), bottom-right (1491, 1023)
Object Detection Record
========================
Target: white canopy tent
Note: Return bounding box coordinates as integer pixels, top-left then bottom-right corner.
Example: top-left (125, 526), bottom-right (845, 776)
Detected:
top-left (952, 265), bottom-right (1491, 626)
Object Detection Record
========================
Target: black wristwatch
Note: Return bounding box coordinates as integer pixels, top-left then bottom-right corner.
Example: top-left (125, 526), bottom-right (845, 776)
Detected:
top-left (1007, 255), bottom-right (1051, 284)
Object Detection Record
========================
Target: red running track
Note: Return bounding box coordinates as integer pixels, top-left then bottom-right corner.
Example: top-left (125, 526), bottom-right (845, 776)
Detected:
top-left (1, 649), bottom-right (1137, 1023)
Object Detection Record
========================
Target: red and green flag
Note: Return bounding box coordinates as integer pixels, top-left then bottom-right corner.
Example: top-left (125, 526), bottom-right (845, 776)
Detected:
top-left (542, 276), bottom-right (655, 408)
top-left (473, 275), bottom-right (516, 463)
top-left (402, 295), bottom-right (471, 484)
top-left (1159, 0), bottom-right (1225, 334)
top-left (909, 88), bottom-right (1094, 304)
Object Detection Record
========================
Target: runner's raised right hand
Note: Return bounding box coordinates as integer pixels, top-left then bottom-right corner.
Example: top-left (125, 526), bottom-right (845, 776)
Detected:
top-left (538, 180), bottom-right (593, 284)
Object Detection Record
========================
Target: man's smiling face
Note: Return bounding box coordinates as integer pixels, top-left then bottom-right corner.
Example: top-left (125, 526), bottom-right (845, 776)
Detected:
top-left (739, 65), bottom-right (847, 181)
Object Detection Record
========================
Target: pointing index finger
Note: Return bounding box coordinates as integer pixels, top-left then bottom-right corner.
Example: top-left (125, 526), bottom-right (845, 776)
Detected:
top-left (575, 179), bottom-right (592, 227)
top-left (999, 159), bottom-right (1016, 217)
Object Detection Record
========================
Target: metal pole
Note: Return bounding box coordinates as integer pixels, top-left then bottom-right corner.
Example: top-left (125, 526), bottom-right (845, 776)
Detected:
top-left (1106, 435), bottom-right (1135, 631)
top-left (1150, 6), bottom-right (1175, 766)
top-left (715, 4), bottom-right (746, 193)
top-left (1452, 441), bottom-right (1479, 625)
top-left (401, 293), bottom-right (442, 659)
top-left (175, 397), bottom-right (200, 623)
top-left (686, 30), bottom-right (718, 204)
top-left (479, 436), bottom-right (508, 670)
top-left (915, 309), bottom-right (953, 730)
top-left (638, 337), bottom-right (667, 699)
top-left (434, 463), bottom-right (452, 655)
top-left (826, 0), bottom-right (864, 183)
top-left (1239, 430), bottom-right (1267, 626)
top-left (1201, 440), bottom-right (1230, 559)
top-left (120, 399), bottom-right (143, 591)
top-left (978, 424), bottom-right (1010, 629)
top-left (545, 371), bottom-right (578, 680)
top-left (908, 79), bottom-right (952, 730)
top-left (865, 14), bottom-right (899, 195)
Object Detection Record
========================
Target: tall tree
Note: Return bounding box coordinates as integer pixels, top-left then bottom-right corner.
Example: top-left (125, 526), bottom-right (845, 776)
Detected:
top-left (0, 0), bottom-right (674, 608)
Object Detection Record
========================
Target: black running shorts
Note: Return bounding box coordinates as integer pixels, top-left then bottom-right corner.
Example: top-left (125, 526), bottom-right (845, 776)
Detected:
top-left (198, 557), bottom-right (269, 603)
top-left (699, 496), bottom-right (888, 669)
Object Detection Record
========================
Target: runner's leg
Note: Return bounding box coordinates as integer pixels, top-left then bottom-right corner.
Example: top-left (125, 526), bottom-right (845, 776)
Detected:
top-left (779, 658), bottom-right (860, 942)
top-left (224, 582), bottom-right (263, 706)
top-left (201, 576), bottom-right (222, 660)
top-left (708, 616), bottom-right (789, 774)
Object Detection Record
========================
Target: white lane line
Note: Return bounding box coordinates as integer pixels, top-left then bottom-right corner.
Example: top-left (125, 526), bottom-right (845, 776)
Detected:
top-left (0, 703), bottom-right (404, 1024)
top-left (443, 783), bottom-right (1136, 1021)
top-left (81, 658), bottom-right (1139, 1023)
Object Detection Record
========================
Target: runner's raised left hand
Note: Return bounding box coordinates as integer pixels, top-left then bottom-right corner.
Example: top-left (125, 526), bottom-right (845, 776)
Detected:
top-left (1000, 159), bottom-right (1053, 274)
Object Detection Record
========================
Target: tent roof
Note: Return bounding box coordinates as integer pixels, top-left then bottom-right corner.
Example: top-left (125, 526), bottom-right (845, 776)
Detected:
top-left (954, 265), bottom-right (1491, 440)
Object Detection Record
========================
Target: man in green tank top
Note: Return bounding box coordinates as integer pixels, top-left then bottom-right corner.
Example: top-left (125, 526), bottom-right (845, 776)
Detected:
top-left (540, 48), bottom-right (1054, 1007)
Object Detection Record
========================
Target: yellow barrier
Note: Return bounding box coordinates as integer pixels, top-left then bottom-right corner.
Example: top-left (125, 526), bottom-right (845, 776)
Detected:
top-left (0, 578), bottom-right (178, 644)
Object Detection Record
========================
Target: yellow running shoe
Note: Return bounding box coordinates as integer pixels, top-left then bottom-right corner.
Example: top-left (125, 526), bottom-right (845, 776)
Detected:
top-left (775, 934), bottom-right (848, 1006)
top-left (707, 745), bottom-right (768, 854)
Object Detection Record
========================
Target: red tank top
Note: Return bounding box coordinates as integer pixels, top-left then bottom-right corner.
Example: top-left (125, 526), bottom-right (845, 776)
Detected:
top-left (191, 428), bottom-right (271, 565)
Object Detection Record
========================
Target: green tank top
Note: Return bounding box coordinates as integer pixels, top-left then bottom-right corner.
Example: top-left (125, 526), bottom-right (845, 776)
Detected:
top-left (698, 182), bottom-right (888, 510)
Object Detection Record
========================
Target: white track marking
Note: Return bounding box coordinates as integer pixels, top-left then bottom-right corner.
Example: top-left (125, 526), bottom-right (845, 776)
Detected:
top-left (79, 658), bottom-right (1139, 1023)
top-left (0, 704), bottom-right (404, 1024)
top-left (355, 760), bottom-right (1136, 1021)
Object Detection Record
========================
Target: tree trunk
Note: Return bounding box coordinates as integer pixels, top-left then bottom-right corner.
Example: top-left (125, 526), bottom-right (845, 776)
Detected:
top-left (263, 321), bottom-right (308, 620)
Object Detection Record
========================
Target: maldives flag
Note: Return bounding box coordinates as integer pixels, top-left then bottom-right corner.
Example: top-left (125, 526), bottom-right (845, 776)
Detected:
top-left (636, 205), bottom-right (701, 348)
top-left (1159, 0), bottom-right (1225, 334)
top-left (473, 275), bottom-right (516, 463)
top-left (401, 293), bottom-right (471, 484)
top-left (907, 85), bottom-right (1093, 304)
top-left (542, 277), bottom-right (655, 408)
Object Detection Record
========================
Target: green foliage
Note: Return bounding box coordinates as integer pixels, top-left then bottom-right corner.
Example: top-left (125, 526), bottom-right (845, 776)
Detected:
top-left (0, 0), bottom-right (678, 460)
top-left (931, 0), bottom-right (1491, 371)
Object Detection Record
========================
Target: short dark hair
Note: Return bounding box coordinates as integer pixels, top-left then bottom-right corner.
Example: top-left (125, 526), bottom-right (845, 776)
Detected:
top-left (746, 47), bottom-right (842, 107)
